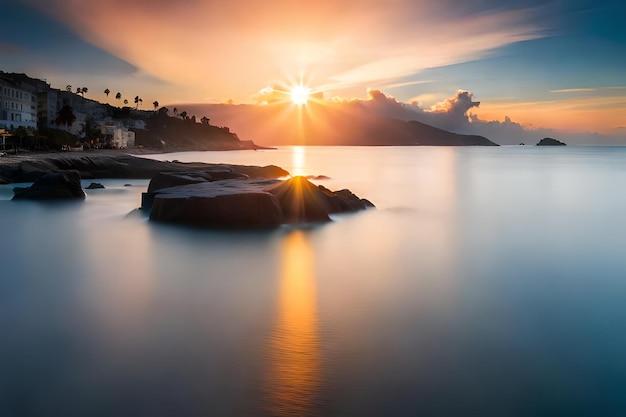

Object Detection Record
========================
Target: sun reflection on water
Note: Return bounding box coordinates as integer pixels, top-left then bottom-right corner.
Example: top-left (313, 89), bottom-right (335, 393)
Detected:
top-left (263, 230), bottom-right (321, 416)
top-left (290, 145), bottom-right (307, 176)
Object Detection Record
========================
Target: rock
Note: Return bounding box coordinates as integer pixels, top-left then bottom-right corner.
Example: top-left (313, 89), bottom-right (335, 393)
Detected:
top-left (86, 182), bottom-right (105, 189)
top-left (146, 175), bottom-right (374, 228)
top-left (305, 175), bottom-right (331, 180)
top-left (264, 176), bottom-right (333, 223)
top-left (12, 171), bottom-right (86, 200)
top-left (0, 155), bottom-right (289, 184)
top-left (149, 179), bottom-right (283, 228)
top-left (230, 165), bottom-right (288, 179)
top-left (322, 187), bottom-right (375, 213)
top-left (146, 170), bottom-right (247, 194)
top-left (537, 137), bottom-right (566, 146)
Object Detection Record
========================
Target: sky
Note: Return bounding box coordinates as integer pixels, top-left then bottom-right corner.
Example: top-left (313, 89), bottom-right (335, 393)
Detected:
top-left (1, 0), bottom-right (624, 144)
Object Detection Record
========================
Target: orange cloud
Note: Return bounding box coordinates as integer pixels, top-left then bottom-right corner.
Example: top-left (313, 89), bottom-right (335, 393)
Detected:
top-left (26, 0), bottom-right (545, 103)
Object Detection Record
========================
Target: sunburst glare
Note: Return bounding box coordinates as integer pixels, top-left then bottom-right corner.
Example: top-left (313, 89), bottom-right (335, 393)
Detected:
top-left (290, 85), bottom-right (311, 105)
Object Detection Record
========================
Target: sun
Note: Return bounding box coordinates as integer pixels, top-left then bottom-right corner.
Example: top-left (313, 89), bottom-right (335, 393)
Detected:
top-left (290, 85), bottom-right (311, 105)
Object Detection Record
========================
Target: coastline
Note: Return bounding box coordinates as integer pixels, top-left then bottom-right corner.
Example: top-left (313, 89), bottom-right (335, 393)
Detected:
top-left (0, 148), bottom-right (286, 184)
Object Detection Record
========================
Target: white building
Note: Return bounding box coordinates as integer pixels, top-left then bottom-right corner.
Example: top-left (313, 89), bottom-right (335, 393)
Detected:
top-left (100, 122), bottom-right (135, 148)
top-left (0, 75), bottom-right (38, 130)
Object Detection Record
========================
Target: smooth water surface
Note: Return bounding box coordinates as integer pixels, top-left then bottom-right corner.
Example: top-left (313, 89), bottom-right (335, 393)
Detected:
top-left (2, 146), bottom-right (626, 416)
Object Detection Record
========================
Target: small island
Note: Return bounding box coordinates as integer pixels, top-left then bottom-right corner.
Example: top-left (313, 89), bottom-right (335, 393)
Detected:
top-left (536, 137), bottom-right (566, 146)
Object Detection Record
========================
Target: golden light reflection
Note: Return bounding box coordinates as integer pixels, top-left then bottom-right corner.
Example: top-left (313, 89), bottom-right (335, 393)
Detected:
top-left (291, 145), bottom-right (306, 176)
top-left (263, 230), bottom-right (320, 416)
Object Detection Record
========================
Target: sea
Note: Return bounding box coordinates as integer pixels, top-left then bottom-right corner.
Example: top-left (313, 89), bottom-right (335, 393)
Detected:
top-left (2, 145), bottom-right (626, 416)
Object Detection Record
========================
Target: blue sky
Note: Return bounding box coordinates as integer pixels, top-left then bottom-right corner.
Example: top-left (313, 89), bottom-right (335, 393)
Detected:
top-left (1, 0), bottom-right (624, 142)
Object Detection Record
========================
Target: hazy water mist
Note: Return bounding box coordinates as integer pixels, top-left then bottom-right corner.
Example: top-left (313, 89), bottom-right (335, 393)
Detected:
top-left (2, 147), bottom-right (626, 416)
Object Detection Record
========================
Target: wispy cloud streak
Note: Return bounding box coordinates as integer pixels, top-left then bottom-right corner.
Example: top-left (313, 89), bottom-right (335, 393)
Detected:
top-left (25, 0), bottom-right (547, 102)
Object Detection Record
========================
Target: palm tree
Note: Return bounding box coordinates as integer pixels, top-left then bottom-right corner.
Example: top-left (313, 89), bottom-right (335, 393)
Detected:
top-left (55, 105), bottom-right (76, 127)
top-left (81, 87), bottom-right (88, 97)
top-left (124, 99), bottom-right (128, 105)
top-left (76, 87), bottom-right (82, 95)
top-left (104, 88), bottom-right (110, 98)
top-left (134, 96), bottom-right (140, 109)
top-left (173, 107), bottom-right (178, 117)
top-left (153, 100), bottom-right (159, 110)
top-left (66, 85), bottom-right (72, 92)
top-left (115, 92), bottom-right (121, 100)
top-left (180, 111), bottom-right (187, 120)
top-left (200, 116), bottom-right (210, 125)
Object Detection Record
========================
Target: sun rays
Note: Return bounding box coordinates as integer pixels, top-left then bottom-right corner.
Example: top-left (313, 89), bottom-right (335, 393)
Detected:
top-left (289, 85), bottom-right (311, 105)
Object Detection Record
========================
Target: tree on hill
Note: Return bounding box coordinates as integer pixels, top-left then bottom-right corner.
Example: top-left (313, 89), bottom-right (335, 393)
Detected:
top-left (200, 116), bottom-right (210, 125)
top-left (115, 92), bottom-right (121, 100)
top-left (180, 111), bottom-right (187, 120)
top-left (55, 105), bottom-right (76, 127)
top-left (124, 99), bottom-right (128, 105)
top-left (82, 87), bottom-right (88, 97)
top-left (104, 88), bottom-right (110, 98)
top-left (153, 100), bottom-right (159, 110)
top-left (66, 85), bottom-right (72, 92)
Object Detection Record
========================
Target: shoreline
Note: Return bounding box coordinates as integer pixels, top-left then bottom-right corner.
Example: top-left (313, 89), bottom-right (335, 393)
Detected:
top-left (0, 148), bottom-right (288, 184)
top-left (0, 145), bottom-right (278, 166)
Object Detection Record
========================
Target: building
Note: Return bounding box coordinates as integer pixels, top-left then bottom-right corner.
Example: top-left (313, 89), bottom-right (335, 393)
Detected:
top-left (0, 74), bottom-right (38, 130)
top-left (38, 89), bottom-right (110, 136)
top-left (100, 122), bottom-right (135, 148)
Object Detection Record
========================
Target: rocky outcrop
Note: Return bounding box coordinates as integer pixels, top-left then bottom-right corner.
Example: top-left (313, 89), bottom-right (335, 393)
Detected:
top-left (149, 179), bottom-right (284, 228)
top-left (537, 138), bottom-right (566, 146)
top-left (264, 177), bottom-right (374, 223)
top-left (145, 174), bottom-right (374, 228)
top-left (12, 171), bottom-right (85, 200)
top-left (0, 154), bottom-right (289, 184)
top-left (86, 182), bottom-right (105, 189)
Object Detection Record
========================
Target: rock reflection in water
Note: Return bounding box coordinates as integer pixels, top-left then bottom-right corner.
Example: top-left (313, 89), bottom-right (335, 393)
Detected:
top-left (263, 230), bottom-right (321, 416)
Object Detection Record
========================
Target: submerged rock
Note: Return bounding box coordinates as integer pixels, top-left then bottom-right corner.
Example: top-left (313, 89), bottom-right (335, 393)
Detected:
top-left (13, 171), bottom-right (85, 200)
top-left (145, 174), bottom-right (374, 228)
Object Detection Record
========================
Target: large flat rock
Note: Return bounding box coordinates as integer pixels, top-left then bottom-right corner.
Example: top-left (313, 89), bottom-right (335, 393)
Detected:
top-left (146, 175), bottom-right (374, 228)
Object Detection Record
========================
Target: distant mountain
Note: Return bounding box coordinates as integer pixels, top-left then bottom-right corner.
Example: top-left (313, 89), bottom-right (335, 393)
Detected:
top-left (536, 137), bottom-right (566, 146)
top-left (173, 101), bottom-right (499, 147)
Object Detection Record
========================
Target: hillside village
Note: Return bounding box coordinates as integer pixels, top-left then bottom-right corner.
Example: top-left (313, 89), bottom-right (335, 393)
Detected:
top-left (0, 71), bottom-right (259, 153)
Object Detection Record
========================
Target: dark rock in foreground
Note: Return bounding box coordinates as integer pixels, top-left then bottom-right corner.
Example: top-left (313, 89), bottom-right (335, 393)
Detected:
top-left (537, 137), bottom-right (566, 146)
top-left (13, 171), bottom-right (85, 200)
top-left (149, 179), bottom-right (284, 228)
top-left (145, 174), bottom-right (373, 228)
